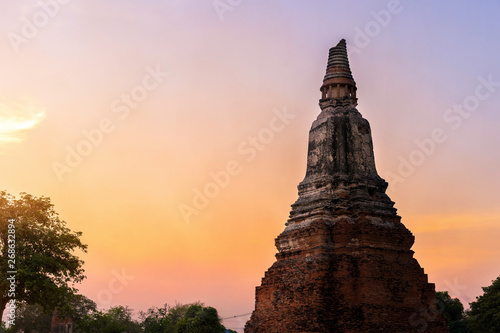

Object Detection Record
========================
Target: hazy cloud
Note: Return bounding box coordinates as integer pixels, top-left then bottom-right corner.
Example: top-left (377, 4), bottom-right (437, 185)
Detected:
top-left (0, 102), bottom-right (45, 143)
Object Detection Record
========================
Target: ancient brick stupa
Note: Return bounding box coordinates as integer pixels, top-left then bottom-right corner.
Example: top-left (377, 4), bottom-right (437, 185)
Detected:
top-left (245, 40), bottom-right (448, 332)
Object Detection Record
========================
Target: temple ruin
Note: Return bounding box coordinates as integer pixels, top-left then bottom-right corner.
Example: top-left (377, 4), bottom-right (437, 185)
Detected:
top-left (245, 40), bottom-right (448, 333)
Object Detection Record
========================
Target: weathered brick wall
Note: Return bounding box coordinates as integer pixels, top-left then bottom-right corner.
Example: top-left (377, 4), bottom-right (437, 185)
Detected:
top-left (245, 40), bottom-right (448, 333)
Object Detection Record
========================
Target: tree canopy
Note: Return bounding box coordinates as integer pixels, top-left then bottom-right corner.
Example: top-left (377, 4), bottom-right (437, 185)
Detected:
top-left (139, 302), bottom-right (235, 333)
top-left (0, 191), bottom-right (87, 320)
top-left (9, 303), bottom-right (52, 332)
top-left (139, 302), bottom-right (192, 333)
top-left (467, 275), bottom-right (500, 333)
top-left (436, 291), bottom-right (469, 333)
top-left (77, 305), bottom-right (142, 333)
top-left (175, 304), bottom-right (226, 333)
top-left (57, 293), bottom-right (97, 329)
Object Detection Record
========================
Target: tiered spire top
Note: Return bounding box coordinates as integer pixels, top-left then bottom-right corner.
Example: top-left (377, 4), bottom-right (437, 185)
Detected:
top-left (323, 39), bottom-right (355, 86)
top-left (320, 39), bottom-right (357, 107)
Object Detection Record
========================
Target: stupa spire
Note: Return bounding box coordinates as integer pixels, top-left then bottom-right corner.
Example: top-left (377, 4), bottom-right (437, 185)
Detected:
top-left (320, 39), bottom-right (357, 108)
top-left (245, 40), bottom-right (448, 332)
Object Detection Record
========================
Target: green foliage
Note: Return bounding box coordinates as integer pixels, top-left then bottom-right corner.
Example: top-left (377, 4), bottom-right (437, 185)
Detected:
top-left (140, 303), bottom-right (169, 333)
top-left (5, 295), bottom-right (95, 333)
top-left (1, 320), bottom-right (14, 333)
top-left (0, 191), bottom-right (87, 318)
top-left (175, 304), bottom-right (225, 333)
top-left (9, 303), bottom-right (52, 333)
top-left (76, 305), bottom-right (141, 333)
top-left (166, 303), bottom-right (195, 332)
top-left (436, 291), bottom-right (470, 333)
top-left (139, 302), bottom-right (234, 333)
top-left (140, 302), bottom-right (192, 333)
top-left (57, 293), bottom-right (97, 328)
top-left (467, 275), bottom-right (500, 333)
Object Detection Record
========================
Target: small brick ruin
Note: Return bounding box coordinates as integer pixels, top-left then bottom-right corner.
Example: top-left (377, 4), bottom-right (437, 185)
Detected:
top-left (51, 309), bottom-right (73, 333)
top-left (245, 40), bottom-right (448, 332)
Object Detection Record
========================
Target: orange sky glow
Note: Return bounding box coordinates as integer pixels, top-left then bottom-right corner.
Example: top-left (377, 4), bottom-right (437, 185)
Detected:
top-left (1, 1), bottom-right (500, 331)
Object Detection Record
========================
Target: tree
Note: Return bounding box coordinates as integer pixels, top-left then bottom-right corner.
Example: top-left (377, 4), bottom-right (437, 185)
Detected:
top-left (436, 291), bottom-right (469, 333)
top-left (139, 302), bottom-right (238, 333)
top-left (467, 275), bottom-right (500, 333)
top-left (57, 293), bottom-right (97, 329)
top-left (1, 320), bottom-right (13, 333)
top-left (140, 303), bottom-right (170, 333)
top-left (139, 302), bottom-right (196, 333)
top-left (8, 303), bottom-right (52, 333)
top-left (164, 303), bottom-right (192, 332)
top-left (175, 304), bottom-right (226, 333)
top-left (0, 191), bottom-right (87, 321)
top-left (139, 302), bottom-right (239, 333)
top-left (7, 294), bottom-right (96, 333)
top-left (76, 305), bottom-right (141, 333)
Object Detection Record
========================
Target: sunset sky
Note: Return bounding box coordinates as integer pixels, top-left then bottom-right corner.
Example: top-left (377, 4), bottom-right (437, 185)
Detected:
top-left (1, 1), bottom-right (500, 331)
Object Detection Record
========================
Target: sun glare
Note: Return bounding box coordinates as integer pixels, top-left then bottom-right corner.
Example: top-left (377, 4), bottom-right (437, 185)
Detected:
top-left (0, 102), bottom-right (45, 143)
